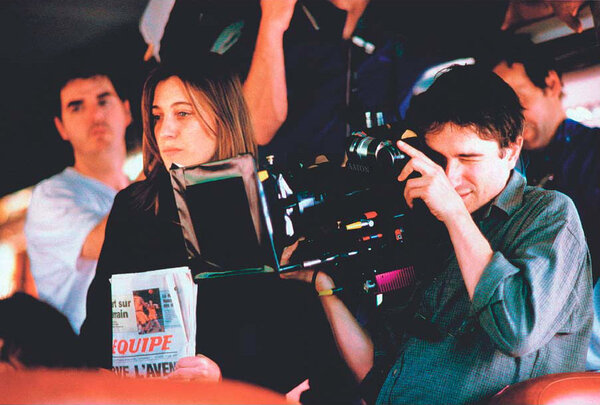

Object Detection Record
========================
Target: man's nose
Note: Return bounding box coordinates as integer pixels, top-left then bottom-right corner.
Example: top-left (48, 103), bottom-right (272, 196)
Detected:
top-left (445, 160), bottom-right (462, 187)
top-left (90, 103), bottom-right (106, 121)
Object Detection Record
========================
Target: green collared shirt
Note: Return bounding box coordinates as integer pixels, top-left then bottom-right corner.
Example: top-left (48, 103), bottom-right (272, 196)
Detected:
top-left (374, 171), bottom-right (593, 404)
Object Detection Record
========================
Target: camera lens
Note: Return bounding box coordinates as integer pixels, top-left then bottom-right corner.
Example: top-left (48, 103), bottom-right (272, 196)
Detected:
top-left (376, 141), bottom-right (409, 176)
top-left (348, 133), bottom-right (383, 162)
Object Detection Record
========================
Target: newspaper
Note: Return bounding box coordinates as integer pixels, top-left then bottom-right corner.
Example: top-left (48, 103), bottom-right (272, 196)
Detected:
top-left (110, 266), bottom-right (197, 378)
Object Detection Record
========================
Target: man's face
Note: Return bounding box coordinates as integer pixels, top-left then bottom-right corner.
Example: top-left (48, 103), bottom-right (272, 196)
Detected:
top-left (493, 61), bottom-right (561, 150)
top-left (425, 124), bottom-right (522, 213)
top-left (54, 75), bottom-right (131, 157)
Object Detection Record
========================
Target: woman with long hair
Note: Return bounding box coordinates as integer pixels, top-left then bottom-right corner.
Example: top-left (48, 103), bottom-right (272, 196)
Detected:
top-left (135, 55), bottom-right (256, 212)
top-left (79, 55), bottom-right (348, 398)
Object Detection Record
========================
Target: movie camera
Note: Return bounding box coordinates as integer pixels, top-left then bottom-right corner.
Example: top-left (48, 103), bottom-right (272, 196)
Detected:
top-left (258, 123), bottom-right (435, 296)
top-left (169, 121), bottom-right (441, 297)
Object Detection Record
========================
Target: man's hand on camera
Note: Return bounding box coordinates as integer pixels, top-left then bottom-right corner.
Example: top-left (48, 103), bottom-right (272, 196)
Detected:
top-left (168, 354), bottom-right (222, 382)
top-left (396, 139), bottom-right (467, 223)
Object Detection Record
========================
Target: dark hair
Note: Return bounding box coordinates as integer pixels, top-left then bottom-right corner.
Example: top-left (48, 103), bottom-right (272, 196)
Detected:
top-left (405, 64), bottom-right (524, 149)
top-left (0, 293), bottom-right (83, 369)
top-left (477, 33), bottom-right (560, 90)
top-left (54, 65), bottom-right (126, 118)
top-left (135, 53), bottom-right (257, 212)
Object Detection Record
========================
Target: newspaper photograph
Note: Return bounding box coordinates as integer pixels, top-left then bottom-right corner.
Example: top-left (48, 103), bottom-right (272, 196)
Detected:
top-left (110, 266), bottom-right (197, 378)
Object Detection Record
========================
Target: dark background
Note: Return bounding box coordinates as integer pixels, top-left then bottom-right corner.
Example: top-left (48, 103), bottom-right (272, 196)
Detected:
top-left (0, 0), bottom-right (597, 197)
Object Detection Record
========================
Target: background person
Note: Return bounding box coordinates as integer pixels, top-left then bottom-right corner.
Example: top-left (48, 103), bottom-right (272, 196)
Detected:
top-left (483, 34), bottom-right (600, 283)
top-left (0, 293), bottom-right (83, 371)
top-left (24, 68), bottom-right (132, 334)
top-left (483, 34), bottom-right (600, 372)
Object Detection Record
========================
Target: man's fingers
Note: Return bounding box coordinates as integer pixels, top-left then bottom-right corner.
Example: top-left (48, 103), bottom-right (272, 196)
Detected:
top-left (397, 140), bottom-right (439, 173)
top-left (501, 0), bottom-right (584, 33)
top-left (397, 140), bottom-right (429, 160)
top-left (551, 1), bottom-right (584, 33)
top-left (404, 189), bottom-right (414, 209)
top-left (397, 159), bottom-right (415, 182)
top-left (500, 3), bottom-right (517, 30)
top-left (557, 13), bottom-right (582, 33)
top-left (397, 155), bottom-right (438, 182)
top-left (404, 183), bottom-right (426, 210)
top-left (403, 177), bottom-right (428, 209)
top-left (404, 176), bottom-right (429, 190)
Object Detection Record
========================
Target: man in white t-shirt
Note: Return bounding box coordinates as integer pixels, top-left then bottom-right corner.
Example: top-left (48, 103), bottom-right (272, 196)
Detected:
top-left (25, 69), bottom-right (131, 333)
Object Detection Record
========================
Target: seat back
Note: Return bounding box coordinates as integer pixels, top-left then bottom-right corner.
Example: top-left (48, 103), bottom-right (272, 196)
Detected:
top-left (0, 369), bottom-right (292, 404)
top-left (489, 372), bottom-right (600, 405)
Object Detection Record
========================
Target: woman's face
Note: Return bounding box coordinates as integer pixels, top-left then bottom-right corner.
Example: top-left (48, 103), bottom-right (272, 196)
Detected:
top-left (152, 76), bottom-right (217, 169)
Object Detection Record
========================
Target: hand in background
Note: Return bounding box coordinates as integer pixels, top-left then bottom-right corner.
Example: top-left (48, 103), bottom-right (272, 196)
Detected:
top-left (328, 0), bottom-right (371, 39)
top-left (501, 0), bottom-right (586, 33)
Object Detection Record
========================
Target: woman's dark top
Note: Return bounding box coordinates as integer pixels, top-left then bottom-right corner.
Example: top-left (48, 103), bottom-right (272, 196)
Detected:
top-left (80, 170), bottom-right (356, 399)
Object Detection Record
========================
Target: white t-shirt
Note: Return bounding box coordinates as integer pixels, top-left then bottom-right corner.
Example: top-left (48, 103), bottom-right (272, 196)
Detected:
top-left (25, 167), bottom-right (116, 334)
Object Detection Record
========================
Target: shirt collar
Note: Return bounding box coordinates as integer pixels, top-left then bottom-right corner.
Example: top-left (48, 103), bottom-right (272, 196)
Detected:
top-left (552, 119), bottom-right (569, 144)
top-left (480, 170), bottom-right (526, 219)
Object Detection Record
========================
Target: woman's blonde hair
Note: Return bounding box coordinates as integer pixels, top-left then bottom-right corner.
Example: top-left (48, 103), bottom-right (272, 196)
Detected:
top-left (136, 54), bottom-right (257, 211)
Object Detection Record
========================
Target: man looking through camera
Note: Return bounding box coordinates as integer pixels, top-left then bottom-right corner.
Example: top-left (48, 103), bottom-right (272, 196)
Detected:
top-left (288, 65), bottom-right (593, 404)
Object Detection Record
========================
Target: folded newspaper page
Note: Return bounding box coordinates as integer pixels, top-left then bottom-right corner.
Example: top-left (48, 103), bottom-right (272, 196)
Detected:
top-left (110, 266), bottom-right (197, 378)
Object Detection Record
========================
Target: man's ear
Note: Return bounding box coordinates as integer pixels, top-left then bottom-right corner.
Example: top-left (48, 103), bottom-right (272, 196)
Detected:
top-left (54, 116), bottom-right (69, 141)
top-left (123, 100), bottom-right (132, 127)
top-left (544, 70), bottom-right (562, 98)
top-left (506, 136), bottom-right (524, 169)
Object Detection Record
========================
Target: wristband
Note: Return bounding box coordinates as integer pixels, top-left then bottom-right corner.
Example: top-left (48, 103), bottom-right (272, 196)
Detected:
top-left (311, 270), bottom-right (319, 290)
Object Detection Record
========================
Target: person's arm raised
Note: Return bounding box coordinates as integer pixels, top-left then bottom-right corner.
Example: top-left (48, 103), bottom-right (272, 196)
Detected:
top-left (243, 0), bottom-right (296, 146)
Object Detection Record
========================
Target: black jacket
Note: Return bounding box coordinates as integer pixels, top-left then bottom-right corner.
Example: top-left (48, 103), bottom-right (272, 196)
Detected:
top-left (80, 170), bottom-right (354, 398)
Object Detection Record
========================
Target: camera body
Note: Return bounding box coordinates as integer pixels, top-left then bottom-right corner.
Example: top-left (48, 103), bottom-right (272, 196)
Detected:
top-left (260, 124), bottom-right (430, 295)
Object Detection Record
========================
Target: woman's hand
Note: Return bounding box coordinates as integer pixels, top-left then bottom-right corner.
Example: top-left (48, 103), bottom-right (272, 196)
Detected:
top-left (168, 354), bottom-right (221, 382)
